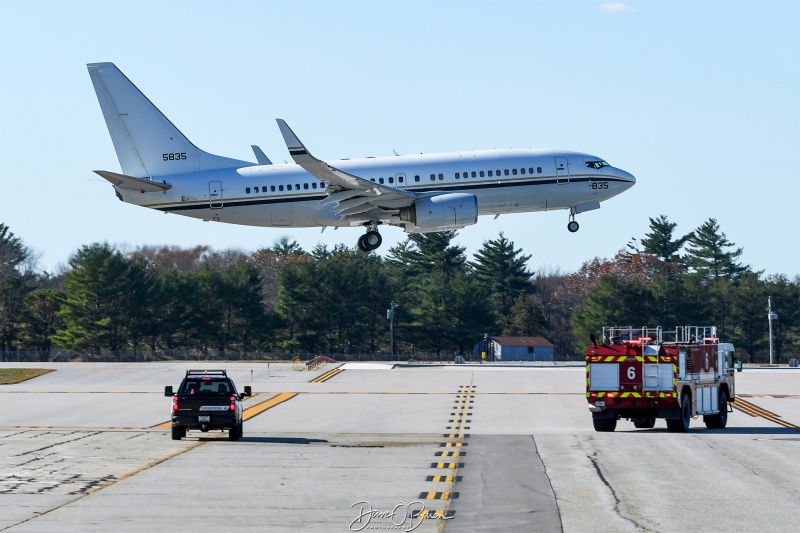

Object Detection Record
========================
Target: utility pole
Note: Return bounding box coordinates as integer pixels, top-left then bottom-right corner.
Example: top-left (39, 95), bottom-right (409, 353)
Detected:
top-left (768, 296), bottom-right (778, 365)
top-left (388, 301), bottom-right (399, 358)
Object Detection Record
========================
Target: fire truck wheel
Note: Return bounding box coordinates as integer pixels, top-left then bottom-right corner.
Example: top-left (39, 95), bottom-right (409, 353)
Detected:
top-left (704, 390), bottom-right (729, 429)
top-left (667, 391), bottom-right (692, 433)
top-left (593, 418), bottom-right (617, 432)
top-left (633, 417), bottom-right (656, 429)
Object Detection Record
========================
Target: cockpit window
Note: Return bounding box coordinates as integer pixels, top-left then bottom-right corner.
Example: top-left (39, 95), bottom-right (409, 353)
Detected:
top-left (586, 160), bottom-right (610, 169)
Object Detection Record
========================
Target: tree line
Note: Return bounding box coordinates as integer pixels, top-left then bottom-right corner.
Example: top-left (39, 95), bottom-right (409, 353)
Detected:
top-left (0, 218), bottom-right (797, 362)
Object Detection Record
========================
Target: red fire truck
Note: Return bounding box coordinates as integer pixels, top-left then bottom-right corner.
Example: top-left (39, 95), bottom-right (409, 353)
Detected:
top-left (586, 326), bottom-right (741, 432)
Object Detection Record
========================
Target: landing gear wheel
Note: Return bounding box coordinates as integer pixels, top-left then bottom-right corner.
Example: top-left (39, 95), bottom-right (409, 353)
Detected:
top-left (171, 426), bottom-right (183, 441)
top-left (567, 220), bottom-right (579, 233)
top-left (667, 391), bottom-right (692, 433)
top-left (358, 230), bottom-right (382, 252)
top-left (593, 417), bottom-right (617, 432)
top-left (704, 390), bottom-right (729, 429)
top-left (633, 417), bottom-right (656, 429)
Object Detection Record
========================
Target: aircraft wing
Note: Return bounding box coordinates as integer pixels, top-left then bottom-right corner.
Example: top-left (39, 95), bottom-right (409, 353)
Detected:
top-left (277, 119), bottom-right (418, 221)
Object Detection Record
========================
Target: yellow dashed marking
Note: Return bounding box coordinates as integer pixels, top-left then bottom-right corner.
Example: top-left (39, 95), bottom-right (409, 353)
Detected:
top-left (434, 451), bottom-right (463, 457)
top-left (426, 475), bottom-right (462, 482)
top-left (420, 491), bottom-right (458, 500)
top-left (431, 462), bottom-right (464, 469)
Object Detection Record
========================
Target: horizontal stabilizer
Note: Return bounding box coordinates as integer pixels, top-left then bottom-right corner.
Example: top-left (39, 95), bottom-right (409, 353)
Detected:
top-left (95, 170), bottom-right (172, 192)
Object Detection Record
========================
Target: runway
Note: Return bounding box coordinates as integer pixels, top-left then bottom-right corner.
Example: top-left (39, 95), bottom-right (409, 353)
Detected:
top-left (1, 362), bottom-right (799, 532)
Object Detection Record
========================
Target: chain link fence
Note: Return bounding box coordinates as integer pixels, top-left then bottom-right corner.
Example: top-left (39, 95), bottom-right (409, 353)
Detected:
top-left (0, 350), bottom-right (467, 364)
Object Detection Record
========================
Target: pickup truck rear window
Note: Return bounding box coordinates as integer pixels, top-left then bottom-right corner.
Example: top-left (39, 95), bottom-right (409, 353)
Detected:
top-left (179, 380), bottom-right (232, 395)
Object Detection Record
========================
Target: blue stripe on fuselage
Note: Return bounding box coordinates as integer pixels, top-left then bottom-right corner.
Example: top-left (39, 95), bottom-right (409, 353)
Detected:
top-left (154, 175), bottom-right (629, 212)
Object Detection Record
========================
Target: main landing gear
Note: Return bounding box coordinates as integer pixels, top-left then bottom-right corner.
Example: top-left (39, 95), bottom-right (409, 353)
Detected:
top-left (567, 213), bottom-right (580, 233)
top-left (357, 224), bottom-right (382, 252)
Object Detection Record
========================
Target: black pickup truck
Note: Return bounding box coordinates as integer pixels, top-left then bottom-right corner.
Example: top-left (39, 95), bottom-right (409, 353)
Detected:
top-left (165, 369), bottom-right (252, 441)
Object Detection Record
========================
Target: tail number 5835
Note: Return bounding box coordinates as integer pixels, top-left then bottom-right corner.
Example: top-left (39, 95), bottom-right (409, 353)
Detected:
top-left (163, 152), bottom-right (187, 161)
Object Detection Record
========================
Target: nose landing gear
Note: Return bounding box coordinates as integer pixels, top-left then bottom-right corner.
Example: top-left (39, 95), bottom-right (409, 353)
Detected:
top-left (567, 214), bottom-right (580, 233)
top-left (357, 224), bottom-right (383, 252)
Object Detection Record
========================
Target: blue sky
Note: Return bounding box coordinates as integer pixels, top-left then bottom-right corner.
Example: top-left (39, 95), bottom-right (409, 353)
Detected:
top-left (1, 1), bottom-right (798, 277)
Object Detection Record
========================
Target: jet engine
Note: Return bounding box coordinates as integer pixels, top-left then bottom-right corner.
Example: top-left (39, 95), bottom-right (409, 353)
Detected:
top-left (399, 193), bottom-right (478, 233)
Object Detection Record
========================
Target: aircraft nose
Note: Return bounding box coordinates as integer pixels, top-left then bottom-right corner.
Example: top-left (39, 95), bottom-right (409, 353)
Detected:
top-left (619, 168), bottom-right (636, 186)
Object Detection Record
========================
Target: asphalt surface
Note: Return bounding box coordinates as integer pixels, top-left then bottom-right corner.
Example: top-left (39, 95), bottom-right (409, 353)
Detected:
top-left (1, 362), bottom-right (799, 532)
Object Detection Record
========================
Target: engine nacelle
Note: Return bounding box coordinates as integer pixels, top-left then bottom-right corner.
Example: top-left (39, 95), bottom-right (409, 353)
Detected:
top-left (399, 193), bottom-right (478, 233)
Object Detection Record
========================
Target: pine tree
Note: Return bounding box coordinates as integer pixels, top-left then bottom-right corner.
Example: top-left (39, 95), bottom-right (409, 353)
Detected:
top-left (471, 232), bottom-right (532, 320)
top-left (571, 276), bottom-right (657, 351)
top-left (503, 294), bottom-right (547, 336)
top-left (387, 232), bottom-right (488, 355)
top-left (19, 289), bottom-right (64, 353)
top-left (729, 272), bottom-right (768, 360)
top-left (0, 223), bottom-right (29, 277)
top-left (684, 218), bottom-right (748, 281)
top-left (0, 275), bottom-right (31, 351)
top-left (387, 232), bottom-right (466, 280)
top-left (52, 243), bottom-right (143, 352)
top-left (272, 238), bottom-right (305, 256)
top-left (631, 215), bottom-right (693, 263)
top-left (276, 257), bottom-right (319, 352)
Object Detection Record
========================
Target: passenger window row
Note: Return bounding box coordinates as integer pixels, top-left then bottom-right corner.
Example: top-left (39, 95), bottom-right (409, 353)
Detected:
top-left (369, 176), bottom-right (406, 185)
top-left (244, 165), bottom-right (545, 194)
top-left (245, 182), bottom-right (321, 194)
top-left (408, 167), bottom-right (544, 182)
top-left (455, 167), bottom-right (543, 179)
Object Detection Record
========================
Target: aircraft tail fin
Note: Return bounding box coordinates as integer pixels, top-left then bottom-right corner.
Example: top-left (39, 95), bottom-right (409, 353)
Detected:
top-left (87, 62), bottom-right (252, 178)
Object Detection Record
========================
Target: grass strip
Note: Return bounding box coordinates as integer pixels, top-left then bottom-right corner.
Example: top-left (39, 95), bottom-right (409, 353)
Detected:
top-left (0, 368), bottom-right (54, 385)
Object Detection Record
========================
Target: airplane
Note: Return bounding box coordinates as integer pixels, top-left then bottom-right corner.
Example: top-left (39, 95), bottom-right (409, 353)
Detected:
top-left (87, 62), bottom-right (636, 252)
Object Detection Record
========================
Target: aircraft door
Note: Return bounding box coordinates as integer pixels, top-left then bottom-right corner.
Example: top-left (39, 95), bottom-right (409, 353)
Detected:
top-left (209, 181), bottom-right (223, 209)
top-left (395, 173), bottom-right (407, 189)
top-left (556, 157), bottom-right (569, 184)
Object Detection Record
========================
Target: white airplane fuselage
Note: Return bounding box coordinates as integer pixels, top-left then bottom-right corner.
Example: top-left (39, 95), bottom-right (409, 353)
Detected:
top-left (125, 149), bottom-right (634, 229)
top-left (88, 62), bottom-right (635, 247)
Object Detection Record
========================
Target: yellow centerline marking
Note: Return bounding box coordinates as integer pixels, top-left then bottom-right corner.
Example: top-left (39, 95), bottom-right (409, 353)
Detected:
top-left (150, 392), bottom-right (298, 429)
top-left (310, 368), bottom-right (344, 383)
top-left (243, 392), bottom-right (297, 420)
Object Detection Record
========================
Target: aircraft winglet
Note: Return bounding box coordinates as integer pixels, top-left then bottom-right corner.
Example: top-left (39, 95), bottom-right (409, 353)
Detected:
top-left (251, 145), bottom-right (272, 165)
top-left (275, 119), bottom-right (418, 202)
top-left (276, 119), bottom-right (308, 158)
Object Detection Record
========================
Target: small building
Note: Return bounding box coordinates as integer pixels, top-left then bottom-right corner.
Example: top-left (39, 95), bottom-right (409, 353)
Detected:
top-left (474, 336), bottom-right (555, 362)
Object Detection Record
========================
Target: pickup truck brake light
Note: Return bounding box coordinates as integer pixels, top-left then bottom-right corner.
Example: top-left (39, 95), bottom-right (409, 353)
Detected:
top-left (230, 395), bottom-right (236, 411)
top-left (172, 395), bottom-right (179, 412)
